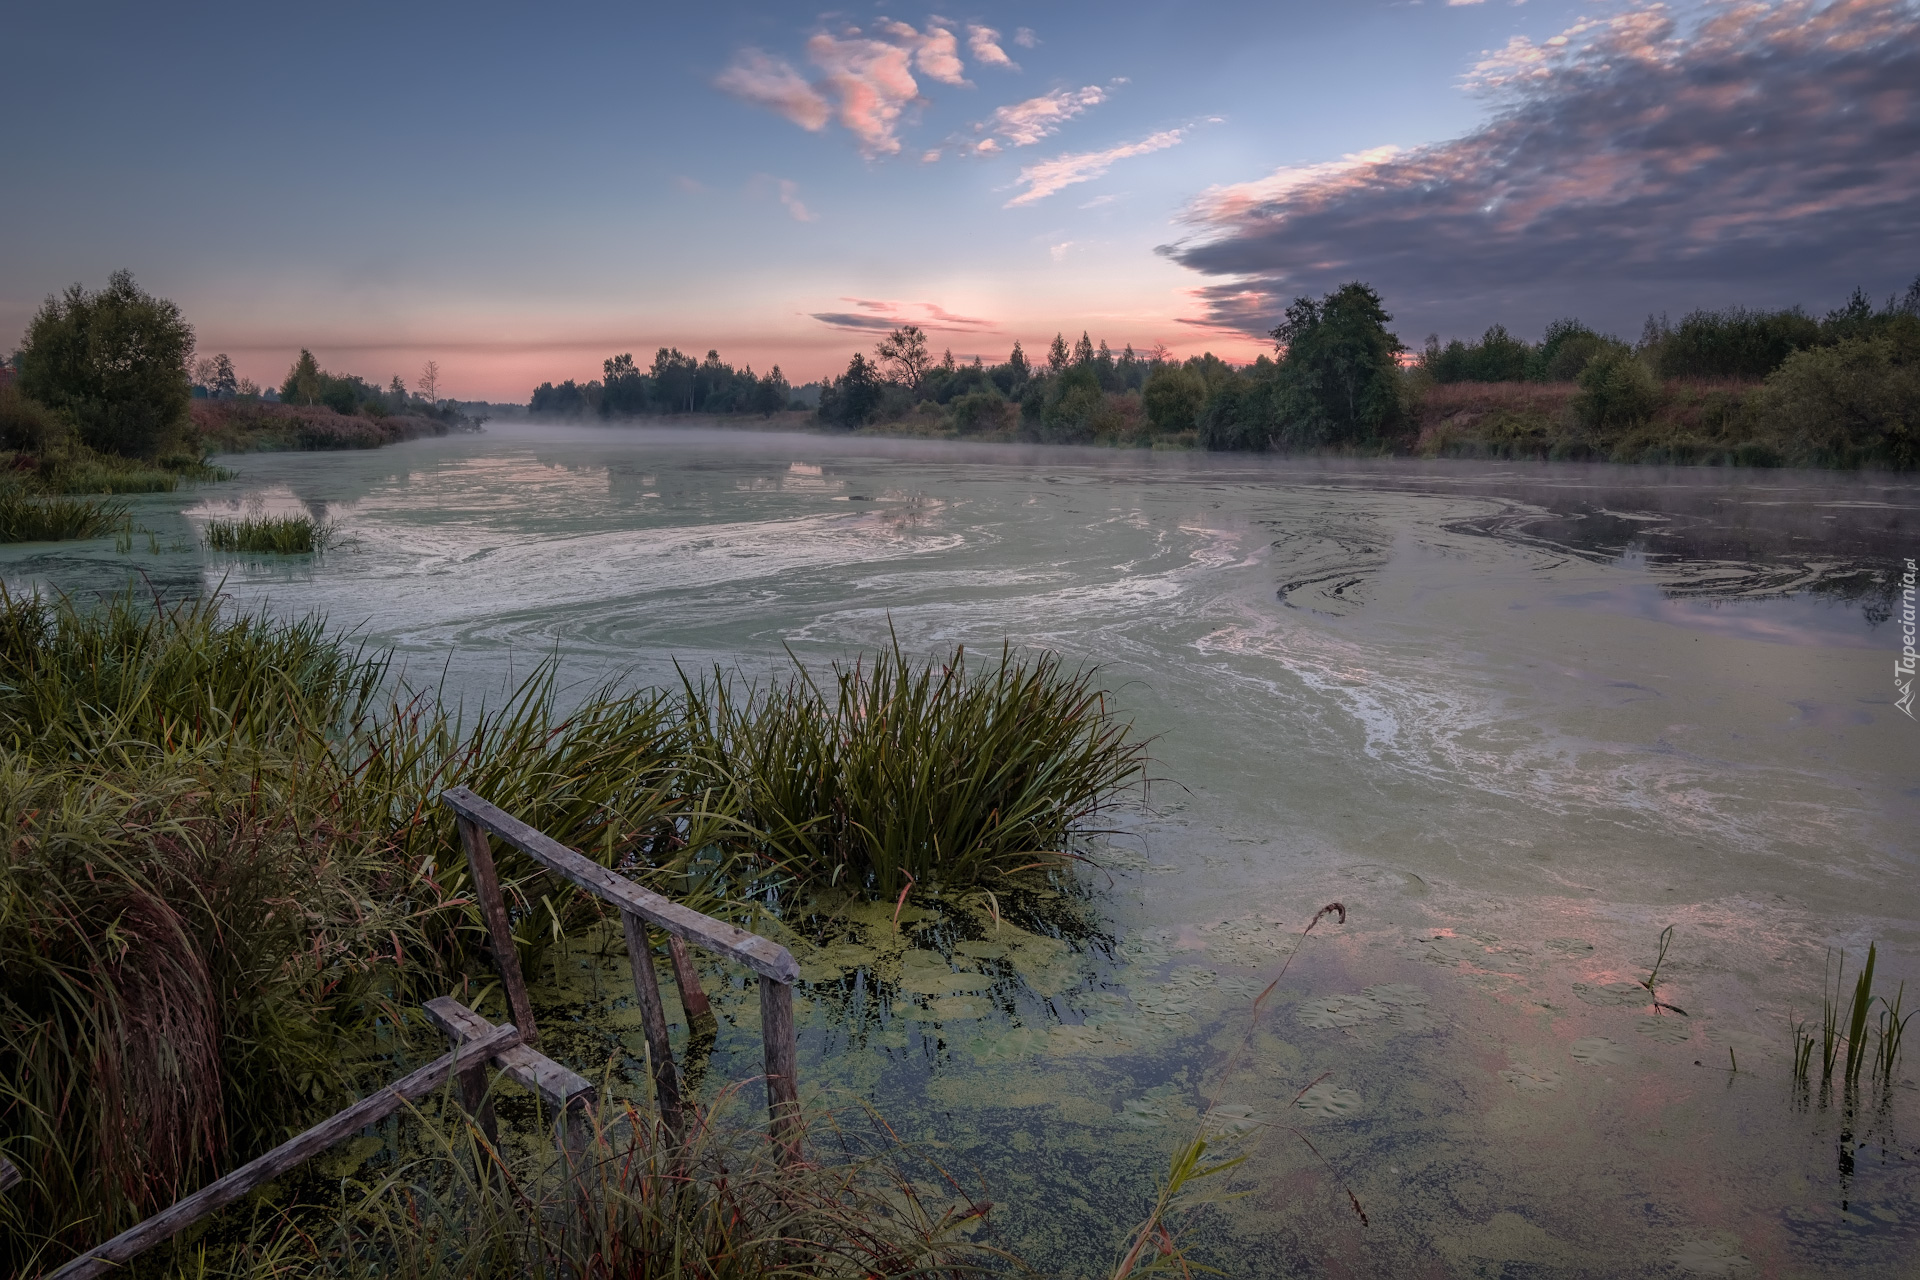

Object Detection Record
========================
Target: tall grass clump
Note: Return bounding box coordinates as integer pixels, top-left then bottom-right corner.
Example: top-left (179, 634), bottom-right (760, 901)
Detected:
top-left (681, 639), bottom-right (1148, 896)
top-left (204, 514), bottom-right (334, 554)
top-left (0, 585), bottom-right (383, 758)
top-left (0, 491), bottom-right (128, 543)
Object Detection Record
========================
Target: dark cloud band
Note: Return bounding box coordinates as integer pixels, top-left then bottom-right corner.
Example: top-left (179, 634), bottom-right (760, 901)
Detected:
top-left (1161, 1), bottom-right (1920, 342)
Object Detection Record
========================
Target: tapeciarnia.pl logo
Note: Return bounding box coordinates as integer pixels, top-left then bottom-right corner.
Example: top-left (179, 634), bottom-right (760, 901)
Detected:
top-left (1898, 557), bottom-right (1917, 719)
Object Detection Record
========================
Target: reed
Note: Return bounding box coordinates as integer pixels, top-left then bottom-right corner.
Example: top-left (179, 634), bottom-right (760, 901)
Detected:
top-left (1802, 943), bottom-right (1909, 1095)
top-left (1844, 943), bottom-right (1878, 1090)
top-left (0, 491), bottom-right (128, 542)
top-left (203, 515), bottom-right (334, 554)
top-left (680, 637), bottom-right (1149, 896)
top-left (1874, 981), bottom-right (1911, 1088)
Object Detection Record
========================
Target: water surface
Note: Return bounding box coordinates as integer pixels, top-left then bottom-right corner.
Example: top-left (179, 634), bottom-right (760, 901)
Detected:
top-left (8, 425), bottom-right (1916, 1277)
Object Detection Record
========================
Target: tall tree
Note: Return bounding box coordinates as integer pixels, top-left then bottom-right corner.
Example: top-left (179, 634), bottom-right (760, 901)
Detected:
top-left (284, 349), bottom-right (322, 406)
top-left (18, 270), bottom-right (195, 458)
top-left (417, 360), bottom-right (441, 404)
top-left (650, 347), bottom-right (697, 412)
top-left (1073, 332), bottom-right (1095, 366)
top-left (875, 325), bottom-right (933, 393)
top-left (819, 352), bottom-right (884, 426)
top-left (1271, 282), bottom-right (1406, 443)
top-left (1006, 340), bottom-right (1031, 385)
top-left (601, 352), bottom-right (650, 416)
top-left (1047, 333), bottom-right (1069, 374)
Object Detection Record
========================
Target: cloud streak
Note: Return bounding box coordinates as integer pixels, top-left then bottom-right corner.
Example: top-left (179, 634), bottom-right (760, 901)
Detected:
top-left (810, 298), bottom-right (997, 333)
top-left (1005, 129), bottom-right (1185, 207)
top-left (1161, 0), bottom-right (1920, 339)
top-left (978, 85), bottom-right (1108, 147)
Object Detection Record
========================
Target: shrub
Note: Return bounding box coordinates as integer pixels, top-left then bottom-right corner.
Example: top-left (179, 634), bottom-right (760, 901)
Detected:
top-left (1573, 345), bottom-right (1659, 431)
top-left (1759, 335), bottom-right (1920, 468)
top-left (1643, 306), bottom-right (1820, 379)
top-left (1039, 365), bottom-right (1103, 442)
top-left (1143, 365), bottom-right (1207, 434)
top-left (15, 271), bottom-right (194, 459)
top-left (947, 388), bottom-right (1015, 435)
top-left (1421, 324), bottom-right (1532, 383)
top-left (0, 384), bottom-right (68, 453)
top-left (1534, 319), bottom-right (1613, 382)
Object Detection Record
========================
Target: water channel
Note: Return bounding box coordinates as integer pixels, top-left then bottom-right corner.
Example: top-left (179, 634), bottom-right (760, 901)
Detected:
top-left (6, 424), bottom-right (1916, 1277)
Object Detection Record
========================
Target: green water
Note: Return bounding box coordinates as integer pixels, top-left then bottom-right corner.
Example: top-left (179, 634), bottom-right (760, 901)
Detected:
top-left (7, 424), bottom-right (1917, 1276)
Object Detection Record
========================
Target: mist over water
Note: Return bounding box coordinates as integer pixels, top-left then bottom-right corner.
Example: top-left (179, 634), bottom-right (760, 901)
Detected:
top-left (8, 424), bottom-right (1916, 1275)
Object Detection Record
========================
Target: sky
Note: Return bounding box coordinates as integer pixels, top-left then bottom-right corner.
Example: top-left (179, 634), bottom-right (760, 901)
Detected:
top-left (3, 0), bottom-right (1915, 401)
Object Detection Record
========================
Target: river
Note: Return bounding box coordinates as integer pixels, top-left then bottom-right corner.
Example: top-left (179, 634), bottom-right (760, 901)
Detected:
top-left (7, 423), bottom-right (1916, 1276)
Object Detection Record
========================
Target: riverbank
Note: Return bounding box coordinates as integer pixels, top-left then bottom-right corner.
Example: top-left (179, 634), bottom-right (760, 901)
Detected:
top-left (191, 400), bottom-right (479, 453)
top-left (565, 372), bottom-right (1907, 470)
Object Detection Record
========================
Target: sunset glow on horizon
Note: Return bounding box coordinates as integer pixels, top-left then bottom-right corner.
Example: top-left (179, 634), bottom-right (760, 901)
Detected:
top-left (5, 0), bottom-right (1914, 402)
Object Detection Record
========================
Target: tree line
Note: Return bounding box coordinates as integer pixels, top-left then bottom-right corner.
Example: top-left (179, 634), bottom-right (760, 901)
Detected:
top-left (790, 276), bottom-right (1919, 467)
top-left (530, 349), bottom-right (800, 419)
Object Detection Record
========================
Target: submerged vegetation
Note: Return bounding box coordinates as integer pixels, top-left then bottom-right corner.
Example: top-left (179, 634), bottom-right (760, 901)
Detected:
top-left (0, 587), bottom-right (1144, 1273)
top-left (203, 514), bottom-right (335, 555)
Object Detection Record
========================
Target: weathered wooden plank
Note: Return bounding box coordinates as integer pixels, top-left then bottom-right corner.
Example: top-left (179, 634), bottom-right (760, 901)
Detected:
top-left (48, 1022), bottom-right (521, 1280)
top-left (440, 787), bottom-right (798, 984)
top-left (620, 912), bottom-right (685, 1138)
top-left (455, 812), bottom-right (541, 1046)
top-left (0, 1153), bottom-right (20, 1193)
top-left (759, 976), bottom-right (802, 1159)
top-left (666, 933), bottom-right (717, 1037)
top-left (422, 997), bottom-right (593, 1110)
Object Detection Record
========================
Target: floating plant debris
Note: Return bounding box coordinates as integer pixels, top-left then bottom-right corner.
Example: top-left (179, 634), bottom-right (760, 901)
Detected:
top-left (1574, 981), bottom-right (1648, 1006)
top-left (1636, 1016), bottom-right (1691, 1045)
top-left (1570, 1036), bottom-right (1630, 1067)
top-left (1500, 1061), bottom-right (1563, 1093)
top-left (1294, 1082), bottom-right (1364, 1120)
top-left (1297, 994), bottom-right (1393, 1028)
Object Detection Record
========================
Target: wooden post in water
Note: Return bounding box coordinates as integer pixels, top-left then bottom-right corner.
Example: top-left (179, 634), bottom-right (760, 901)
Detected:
top-left (666, 933), bottom-right (717, 1037)
top-left (455, 813), bottom-right (539, 1046)
top-left (439, 786), bottom-right (802, 1155)
top-left (619, 912), bottom-right (686, 1139)
top-left (759, 975), bottom-right (801, 1159)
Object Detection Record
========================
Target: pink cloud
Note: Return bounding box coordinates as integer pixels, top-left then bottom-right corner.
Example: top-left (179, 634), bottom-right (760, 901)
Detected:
top-left (804, 32), bottom-right (922, 156)
top-left (713, 49), bottom-right (830, 130)
top-left (967, 25), bottom-right (1019, 70)
top-left (979, 85), bottom-right (1107, 146)
top-left (1005, 129), bottom-right (1186, 207)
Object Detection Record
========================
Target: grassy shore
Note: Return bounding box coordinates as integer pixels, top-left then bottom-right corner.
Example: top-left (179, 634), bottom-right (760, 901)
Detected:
top-left (0, 588), bottom-right (1142, 1275)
